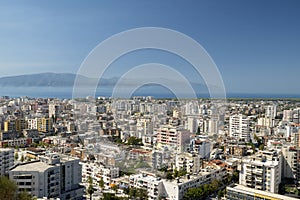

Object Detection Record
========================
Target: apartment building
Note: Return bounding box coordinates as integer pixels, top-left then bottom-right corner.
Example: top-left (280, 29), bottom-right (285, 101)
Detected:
top-left (190, 138), bottom-right (211, 159)
top-left (129, 173), bottom-right (163, 200)
top-left (81, 161), bottom-right (119, 188)
top-left (0, 137), bottom-right (32, 148)
top-left (229, 114), bottom-right (250, 142)
top-left (0, 148), bottom-right (14, 176)
top-left (239, 150), bottom-right (282, 193)
top-left (4, 118), bottom-right (27, 134)
top-left (175, 152), bottom-right (202, 174)
top-left (162, 166), bottom-right (227, 200)
top-left (27, 117), bottom-right (53, 133)
top-left (9, 153), bottom-right (83, 200)
top-left (282, 146), bottom-right (300, 184)
top-left (155, 125), bottom-right (190, 153)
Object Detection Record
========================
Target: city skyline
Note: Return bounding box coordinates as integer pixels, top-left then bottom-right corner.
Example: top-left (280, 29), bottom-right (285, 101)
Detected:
top-left (1, 1), bottom-right (300, 95)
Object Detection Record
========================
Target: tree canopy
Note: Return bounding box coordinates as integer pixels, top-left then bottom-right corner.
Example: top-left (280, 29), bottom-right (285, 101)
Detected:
top-left (0, 176), bottom-right (35, 200)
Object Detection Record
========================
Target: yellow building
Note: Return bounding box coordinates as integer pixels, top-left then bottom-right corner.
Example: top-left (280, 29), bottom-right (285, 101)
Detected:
top-left (37, 118), bottom-right (53, 132)
top-left (4, 118), bottom-right (27, 133)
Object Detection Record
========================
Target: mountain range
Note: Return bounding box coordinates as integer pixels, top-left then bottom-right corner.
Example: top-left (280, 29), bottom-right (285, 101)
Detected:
top-left (0, 72), bottom-right (207, 90)
top-left (0, 73), bottom-right (118, 87)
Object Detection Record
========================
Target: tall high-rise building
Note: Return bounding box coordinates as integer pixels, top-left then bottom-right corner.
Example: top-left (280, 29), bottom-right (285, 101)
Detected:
top-left (282, 146), bottom-right (300, 185)
top-left (35, 117), bottom-right (53, 132)
top-left (48, 104), bottom-right (59, 119)
top-left (229, 114), bottom-right (250, 142)
top-left (265, 105), bottom-right (277, 119)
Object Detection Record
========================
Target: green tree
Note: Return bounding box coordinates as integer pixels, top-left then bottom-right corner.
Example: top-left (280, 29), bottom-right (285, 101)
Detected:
top-left (128, 187), bottom-right (148, 200)
top-left (87, 176), bottom-right (94, 200)
top-left (173, 169), bottom-right (179, 178)
top-left (98, 178), bottom-right (104, 190)
top-left (102, 193), bottom-right (126, 200)
top-left (128, 187), bottom-right (137, 198)
top-left (15, 152), bottom-right (19, 160)
top-left (127, 137), bottom-right (142, 146)
top-left (17, 191), bottom-right (34, 200)
top-left (102, 193), bottom-right (116, 200)
top-left (0, 176), bottom-right (18, 200)
top-left (178, 169), bottom-right (187, 177)
top-left (166, 172), bottom-right (173, 180)
top-left (203, 184), bottom-right (213, 196)
top-left (233, 171), bottom-right (239, 182)
top-left (173, 168), bottom-right (187, 178)
top-left (211, 180), bottom-right (220, 191)
top-left (136, 188), bottom-right (148, 200)
top-left (20, 155), bottom-right (25, 162)
top-left (259, 144), bottom-right (264, 150)
top-left (183, 187), bottom-right (203, 200)
top-left (218, 189), bottom-right (225, 199)
top-left (111, 184), bottom-right (118, 193)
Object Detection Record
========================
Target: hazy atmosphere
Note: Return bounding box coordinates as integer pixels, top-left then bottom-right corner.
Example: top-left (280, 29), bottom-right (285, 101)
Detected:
top-left (1, 1), bottom-right (300, 95)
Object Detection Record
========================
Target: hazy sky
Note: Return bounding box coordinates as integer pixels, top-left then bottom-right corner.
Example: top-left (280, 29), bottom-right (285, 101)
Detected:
top-left (0, 0), bottom-right (300, 94)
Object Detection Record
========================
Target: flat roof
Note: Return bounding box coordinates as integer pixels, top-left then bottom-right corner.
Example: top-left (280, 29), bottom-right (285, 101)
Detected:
top-left (228, 184), bottom-right (299, 200)
top-left (11, 161), bottom-right (53, 173)
top-left (0, 148), bottom-right (14, 152)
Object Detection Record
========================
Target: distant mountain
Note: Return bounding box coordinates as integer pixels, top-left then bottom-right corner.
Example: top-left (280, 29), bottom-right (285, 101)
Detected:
top-left (0, 73), bottom-right (76, 87)
top-left (0, 73), bottom-right (119, 87)
top-left (0, 72), bottom-right (209, 93)
top-left (0, 72), bottom-right (214, 98)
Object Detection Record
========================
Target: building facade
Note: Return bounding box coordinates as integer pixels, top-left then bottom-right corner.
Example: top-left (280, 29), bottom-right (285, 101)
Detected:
top-left (239, 150), bottom-right (282, 193)
top-left (0, 148), bottom-right (14, 176)
top-left (9, 153), bottom-right (83, 200)
top-left (229, 114), bottom-right (250, 142)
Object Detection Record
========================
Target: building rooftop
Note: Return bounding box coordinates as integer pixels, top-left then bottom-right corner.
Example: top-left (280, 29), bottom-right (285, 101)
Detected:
top-left (228, 184), bottom-right (299, 200)
top-left (0, 148), bottom-right (14, 152)
top-left (11, 161), bottom-right (53, 172)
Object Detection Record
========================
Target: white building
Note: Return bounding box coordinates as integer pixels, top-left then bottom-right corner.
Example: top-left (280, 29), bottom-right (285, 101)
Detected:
top-left (229, 114), bottom-right (250, 142)
top-left (187, 115), bottom-right (202, 134)
top-left (48, 104), bottom-right (59, 118)
top-left (282, 146), bottom-right (300, 184)
top-left (162, 166), bottom-right (227, 200)
top-left (136, 117), bottom-right (153, 138)
top-left (265, 105), bottom-right (277, 119)
top-left (129, 173), bottom-right (164, 200)
top-left (152, 150), bottom-right (164, 170)
top-left (239, 150), bottom-right (282, 193)
top-left (81, 161), bottom-right (119, 188)
top-left (175, 153), bottom-right (202, 174)
top-left (0, 148), bottom-right (14, 176)
top-left (151, 147), bottom-right (172, 171)
top-left (190, 138), bottom-right (211, 159)
top-left (9, 153), bottom-right (83, 200)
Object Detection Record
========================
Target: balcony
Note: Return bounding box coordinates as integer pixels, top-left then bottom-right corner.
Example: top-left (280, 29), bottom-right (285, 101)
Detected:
top-left (256, 185), bottom-right (263, 190)
top-left (253, 170), bottom-right (263, 176)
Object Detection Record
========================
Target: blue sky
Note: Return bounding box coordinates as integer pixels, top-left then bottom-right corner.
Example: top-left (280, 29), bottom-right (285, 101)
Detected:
top-left (0, 0), bottom-right (300, 94)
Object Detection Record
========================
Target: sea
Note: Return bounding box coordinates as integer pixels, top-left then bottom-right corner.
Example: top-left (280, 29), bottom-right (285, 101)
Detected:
top-left (0, 86), bottom-right (299, 99)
